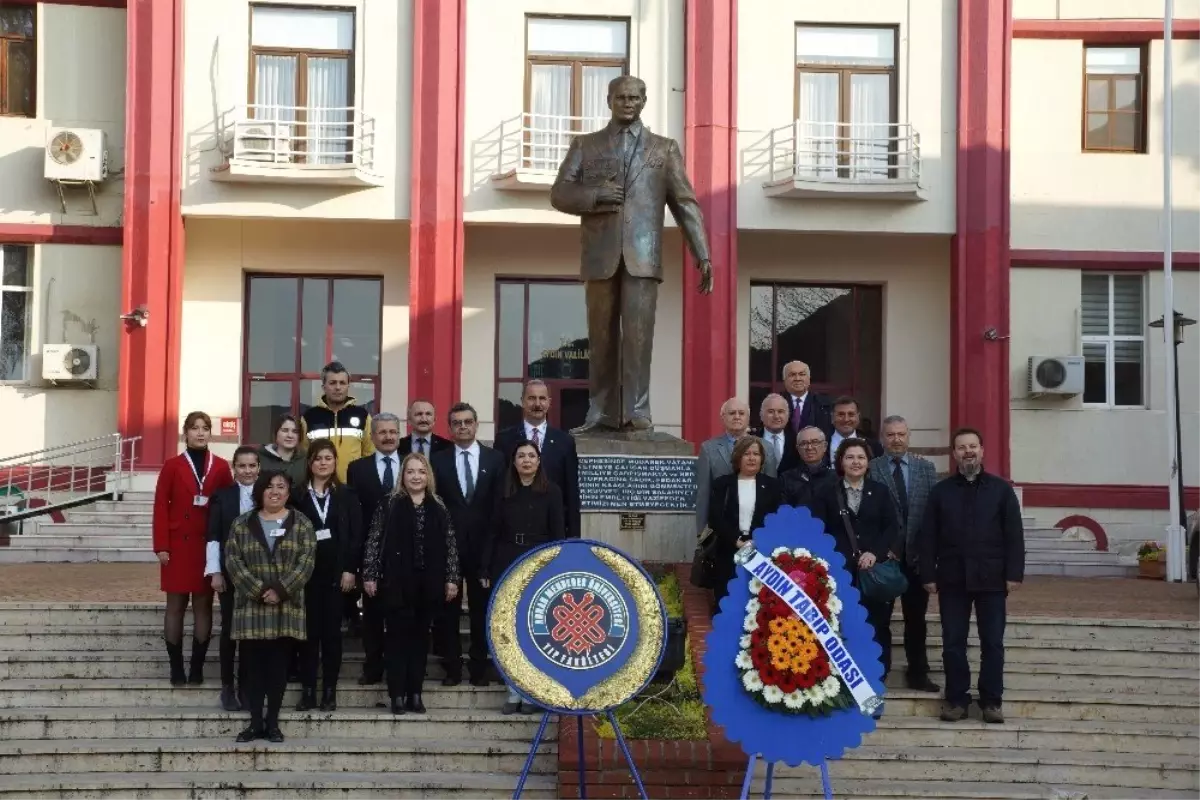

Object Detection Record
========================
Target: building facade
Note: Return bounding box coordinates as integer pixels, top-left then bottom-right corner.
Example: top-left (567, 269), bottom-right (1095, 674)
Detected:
top-left (0, 0), bottom-right (1197, 546)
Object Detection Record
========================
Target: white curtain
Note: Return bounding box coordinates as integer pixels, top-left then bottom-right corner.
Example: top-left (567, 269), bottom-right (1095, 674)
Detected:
top-left (582, 65), bottom-right (622, 132)
top-left (796, 72), bottom-right (838, 179)
top-left (849, 74), bottom-right (890, 179)
top-left (306, 57), bottom-right (350, 164)
top-left (254, 55), bottom-right (298, 160)
top-left (529, 64), bottom-right (572, 170)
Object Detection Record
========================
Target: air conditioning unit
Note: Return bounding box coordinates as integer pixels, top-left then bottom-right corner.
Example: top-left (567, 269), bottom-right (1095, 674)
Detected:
top-left (1028, 355), bottom-right (1084, 398)
top-left (42, 344), bottom-right (99, 382)
top-left (44, 128), bottom-right (109, 182)
top-left (237, 126), bottom-right (291, 163)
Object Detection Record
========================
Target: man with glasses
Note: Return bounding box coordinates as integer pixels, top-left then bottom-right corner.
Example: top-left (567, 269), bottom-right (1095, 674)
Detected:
top-left (779, 426), bottom-right (836, 510)
top-left (430, 403), bottom-right (505, 686)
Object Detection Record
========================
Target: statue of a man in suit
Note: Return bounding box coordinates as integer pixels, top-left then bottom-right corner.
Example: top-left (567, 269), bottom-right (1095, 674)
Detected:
top-left (550, 75), bottom-right (714, 434)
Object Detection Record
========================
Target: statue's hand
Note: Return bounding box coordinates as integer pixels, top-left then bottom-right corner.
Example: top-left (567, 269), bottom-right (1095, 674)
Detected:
top-left (696, 260), bottom-right (714, 295)
top-left (595, 186), bottom-right (624, 208)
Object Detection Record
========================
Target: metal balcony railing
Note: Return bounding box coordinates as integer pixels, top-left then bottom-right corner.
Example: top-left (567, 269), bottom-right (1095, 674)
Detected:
top-left (493, 112), bottom-right (609, 177)
top-left (0, 434), bottom-right (141, 524)
top-left (222, 105), bottom-right (376, 170)
top-left (760, 121), bottom-right (921, 186)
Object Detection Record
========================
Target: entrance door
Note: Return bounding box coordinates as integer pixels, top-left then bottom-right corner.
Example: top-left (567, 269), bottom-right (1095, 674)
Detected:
top-left (749, 283), bottom-right (883, 437)
top-left (495, 279), bottom-right (589, 432)
top-left (242, 275), bottom-right (383, 445)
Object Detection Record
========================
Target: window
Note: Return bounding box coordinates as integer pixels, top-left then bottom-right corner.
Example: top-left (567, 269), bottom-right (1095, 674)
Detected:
top-left (242, 275), bottom-right (381, 444)
top-left (1081, 273), bottom-right (1144, 406)
top-left (524, 16), bottom-right (629, 169)
top-left (495, 279), bottom-right (590, 431)
top-left (0, 246), bottom-right (32, 381)
top-left (249, 5), bottom-right (355, 164)
top-left (1083, 46), bottom-right (1145, 153)
top-left (795, 25), bottom-right (897, 179)
top-left (749, 283), bottom-right (883, 434)
top-left (0, 6), bottom-right (34, 117)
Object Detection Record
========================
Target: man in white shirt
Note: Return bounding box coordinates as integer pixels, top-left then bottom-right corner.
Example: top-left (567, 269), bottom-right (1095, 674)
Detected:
top-left (827, 396), bottom-right (884, 464)
top-left (757, 393), bottom-right (790, 477)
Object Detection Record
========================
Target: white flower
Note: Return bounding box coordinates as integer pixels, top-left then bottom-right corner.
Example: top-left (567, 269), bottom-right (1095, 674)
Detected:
top-left (783, 691), bottom-right (805, 709)
top-left (743, 613), bottom-right (757, 632)
top-left (748, 578), bottom-right (763, 593)
top-left (823, 677), bottom-right (841, 695)
top-left (771, 547), bottom-right (789, 557)
top-left (746, 598), bottom-right (761, 614)
top-left (742, 670), bottom-right (764, 692)
top-left (762, 685), bottom-right (784, 704)
top-left (735, 651), bottom-right (754, 669)
top-left (740, 634), bottom-right (752, 649)
top-left (825, 576), bottom-right (838, 591)
top-left (828, 596), bottom-right (843, 614)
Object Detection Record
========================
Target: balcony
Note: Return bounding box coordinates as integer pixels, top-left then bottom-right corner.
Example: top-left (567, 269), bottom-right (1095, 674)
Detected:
top-left (210, 105), bottom-right (382, 188)
top-left (747, 121), bottom-right (923, 200)
top-left (487, 113), bottom-right (607, 191)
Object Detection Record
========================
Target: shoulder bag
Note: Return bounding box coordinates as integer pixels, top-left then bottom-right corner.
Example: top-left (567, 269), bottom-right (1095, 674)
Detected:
top-left (689, 485), bottom-right (731, 589)
top-left (836, 487), bottom-right (908, 603)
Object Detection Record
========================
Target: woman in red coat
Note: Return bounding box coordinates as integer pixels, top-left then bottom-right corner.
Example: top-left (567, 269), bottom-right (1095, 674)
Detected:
top-left (153, 411), bottom-right (233, 685)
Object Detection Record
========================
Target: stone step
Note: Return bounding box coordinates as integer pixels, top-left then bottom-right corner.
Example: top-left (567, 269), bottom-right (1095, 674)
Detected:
top-left (746, 775), bottom-right (1192, 800)
top-left (20, 524), bottom-right (152, 536)
top-left (883, 663), bottom-right (1199, 696)
top-left (0, 706), bottom-right (554, 741)
top-left (1024, 561), bottom-right (1134, 578)
top-left (59, 511), bottom-right (153, 525)
top-left (880, 688), bottom-right (1198, 724)
top-left (0, 771), bottom-right (556, 799)
top-left (0, 736), bottom-right (556, 777)
top-left (116, 492), bottom-right (154, 502)
top-left (8, 535), bottom-right (151, 549)
top-left (92, 500), bottom-right (153, 513)
top-left (1025, 526), bottom-right (1072, 539)
top-left (1022, 549), bottom-right (1128, 565)
top-left (0, 548), bottom-right (159, 564)
top-left (0, 680), bottom-right (511, 710)
top-left (1024, 538), bottom-right (1097, 552)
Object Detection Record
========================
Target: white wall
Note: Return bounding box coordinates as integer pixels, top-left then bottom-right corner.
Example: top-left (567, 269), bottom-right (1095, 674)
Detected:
top-left (1013, 0), bottom-right (1200, 19)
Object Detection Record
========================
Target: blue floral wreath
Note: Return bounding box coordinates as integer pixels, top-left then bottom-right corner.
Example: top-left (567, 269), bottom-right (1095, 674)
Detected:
top-left (702, 504), bottom-right (885, 767)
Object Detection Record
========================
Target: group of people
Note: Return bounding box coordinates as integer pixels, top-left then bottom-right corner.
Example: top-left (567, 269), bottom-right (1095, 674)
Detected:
top-left (152, 362), bottom-right (580, 743)
top-left (695, 360), bottom-right (1026, 724)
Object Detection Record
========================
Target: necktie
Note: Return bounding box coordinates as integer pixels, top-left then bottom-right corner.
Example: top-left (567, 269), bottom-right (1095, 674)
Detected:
top-left (416, 438), bottom-right (427, 455)
top-left (381, 456), bottom-right (394, 494)
top-left (462, 451), bottom-right (475, 502)
top-left (892, 457), bottom-right (909, 523)
top-left (791, 397), bottom-right (803, 432)
top-left (531, 427), bottom-right (541, 448)
top-left (772, 433), bottom-right (782, 462)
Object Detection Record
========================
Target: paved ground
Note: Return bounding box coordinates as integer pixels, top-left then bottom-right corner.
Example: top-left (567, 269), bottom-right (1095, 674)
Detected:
top-left (0, 564), bottom-right (1195, 620)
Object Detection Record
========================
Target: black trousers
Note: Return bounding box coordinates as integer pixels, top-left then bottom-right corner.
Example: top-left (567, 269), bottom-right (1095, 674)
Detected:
top-left (939, 590), bottom-right (1007, 709)
top-left (241, 637), bottom-right (292, 729)
top-left (360, 587), bottom-right (386, 679)
top-left (383, 587), bottom-right (436, 698)
top-left (898, 563), bottom-right (931, 680)
top-left (435, 570), bottom-right (490, 680)
top-left (300, 580), bottom-right (344, 690)
top-left (218, 587), bottom-right (248, 689)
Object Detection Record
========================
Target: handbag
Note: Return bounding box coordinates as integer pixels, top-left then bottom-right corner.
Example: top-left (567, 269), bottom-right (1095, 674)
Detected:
top-left (689, 525), bottom-right (720, 589)
top-left (836, 487), bottom-right (908, 603)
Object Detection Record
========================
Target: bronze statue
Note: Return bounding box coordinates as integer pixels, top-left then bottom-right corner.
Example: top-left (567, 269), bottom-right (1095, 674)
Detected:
top-left (550, 75), bottom-right (714, 434)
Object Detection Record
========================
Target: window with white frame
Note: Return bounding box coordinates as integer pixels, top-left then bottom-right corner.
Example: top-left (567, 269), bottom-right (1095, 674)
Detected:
top-left (1081, 273), bottom-right (1144, 406)
top-left (0, 245), bottom-right (32, 381)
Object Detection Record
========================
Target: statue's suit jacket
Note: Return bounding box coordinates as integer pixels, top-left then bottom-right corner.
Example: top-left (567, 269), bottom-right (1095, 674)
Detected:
top-left (550, 123), bottom-right (711, 280)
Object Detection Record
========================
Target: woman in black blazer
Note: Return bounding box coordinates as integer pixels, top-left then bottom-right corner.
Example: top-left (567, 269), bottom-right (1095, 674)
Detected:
top-left (291, 439), bottom-right (363, 712)
top-left (707, 436), bottom-right (782, 606)
top-left (811, 438), bottom-right (900, 686)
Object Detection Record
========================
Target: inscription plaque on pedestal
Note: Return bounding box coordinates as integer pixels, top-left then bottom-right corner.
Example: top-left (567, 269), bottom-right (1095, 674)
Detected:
top-left (578, 455), bottom-right (697, 511)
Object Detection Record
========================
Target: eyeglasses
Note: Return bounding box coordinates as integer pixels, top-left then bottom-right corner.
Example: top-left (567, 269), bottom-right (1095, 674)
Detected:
top-left (449, 418), bottom-right (475, 428)
top-left (798, 440), bottom-right (825, 448)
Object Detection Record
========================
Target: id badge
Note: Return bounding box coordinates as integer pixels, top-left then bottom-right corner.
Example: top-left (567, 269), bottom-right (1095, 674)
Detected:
top-left (193, 495), bottom-right (209, 507)
top-left (315, 528), bottom-right (332, 541)
top-left (269, 527), bottom-right (287, 538)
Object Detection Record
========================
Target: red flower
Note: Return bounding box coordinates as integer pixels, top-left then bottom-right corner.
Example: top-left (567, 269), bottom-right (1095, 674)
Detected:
top-left (778, 673), bottom-right (799, 693)
top-left (776, 553), bottom-right (795, 569)
top-left (795, 669), bottom-right (818, 690)
top-left (810, 659), bottom-right (830, 680)
top-left (761, 665), bottom-right (781, 687)
top-left (750, 628), bottom-right (767, 648)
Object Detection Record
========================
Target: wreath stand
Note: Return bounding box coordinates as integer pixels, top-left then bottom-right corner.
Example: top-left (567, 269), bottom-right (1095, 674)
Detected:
top-left (513, 712), bottom-right (648, 800)
top-left (739, 753), bottom-right (834, 800)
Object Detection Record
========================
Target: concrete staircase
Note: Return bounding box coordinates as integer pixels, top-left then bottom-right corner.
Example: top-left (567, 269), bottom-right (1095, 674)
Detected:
top-left (749, 614), bottom-right (1199, 799)
top-left (1022, 518), bottom-right (1133, 578)
top-left (0, 494), bottom-right (155, 563)
top-left (0, 603), bottom-right (556, 798)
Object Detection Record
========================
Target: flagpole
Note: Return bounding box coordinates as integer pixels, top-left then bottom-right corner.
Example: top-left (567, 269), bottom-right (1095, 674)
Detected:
top-left (1161, 0), bottom-right (1183, 582)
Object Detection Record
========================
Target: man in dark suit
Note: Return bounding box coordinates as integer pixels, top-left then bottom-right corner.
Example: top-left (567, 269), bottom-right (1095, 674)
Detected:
top-left (756, 393), bottom-right (792, 477)
top-left (493, 379), bottom-right (581, 538)
top-left (204, 445), bottom-right (260, 711)
top-left (828, 395), bottom-right (884, 463)
top-left (399, 399), bottom-right (453, 457)
top-left (869, 415), bottom-right (940, 692)
top-left (551, 74), bottom-right (713, 433)
top-left (781, 361), bottom-right (832, 442)
top-left (345, 412), bottom-right (403, 685)
top-left (431, 402), bottom-right (506, 686)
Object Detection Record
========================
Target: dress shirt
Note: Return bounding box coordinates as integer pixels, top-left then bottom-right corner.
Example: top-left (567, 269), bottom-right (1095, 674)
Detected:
top-left (375, 450), bottom-right (399, 483)
top-left (524, 421), bottom-right (548, 447)
top-left (455, 442), bottom-right (481, 498)
top-left (409, 436), bottom-right (432, 454)
top-left (763, 429), bottom-right (786, 463)
top-left (204, 482), bottom-right (255, 577)
top-left (843, 479), bottom-right (864, 514)
top-left (737, 478), bottom-right (757, 535)
top-left (789, 393), bottom-right (809, 429)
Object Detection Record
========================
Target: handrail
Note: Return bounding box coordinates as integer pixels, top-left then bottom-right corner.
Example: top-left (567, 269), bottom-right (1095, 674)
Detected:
top-left (494, 112), bottom-right (609, 176)
top-left (220, 105), bottom-right (376, 170)
top-left (0, 433), bottom-right (142, 524)
top-left (753, 119), bottom-right (922, 187)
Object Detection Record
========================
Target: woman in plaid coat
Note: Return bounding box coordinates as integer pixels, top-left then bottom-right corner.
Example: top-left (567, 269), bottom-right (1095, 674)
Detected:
top-left (224, 471), bottom-right (316, 743)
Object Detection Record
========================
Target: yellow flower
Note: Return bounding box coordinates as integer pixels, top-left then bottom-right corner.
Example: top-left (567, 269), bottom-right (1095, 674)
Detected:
top-left (768, 618), bottom-right (788, 635)
top-left (790, 656), bottom-right (811, 674)
top-left (767, 634), bottom-right (789, 657)
top-left (798, 641), bottom-right (819, 661)
top-left (771, 654), bottom-right (791, 671)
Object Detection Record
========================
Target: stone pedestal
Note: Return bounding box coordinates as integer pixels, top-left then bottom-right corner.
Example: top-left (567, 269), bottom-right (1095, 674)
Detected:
top-left (575, 431), bottom-right (697, 564)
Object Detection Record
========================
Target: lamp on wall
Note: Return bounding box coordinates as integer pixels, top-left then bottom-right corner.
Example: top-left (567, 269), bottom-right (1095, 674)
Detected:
top-left (1148, 311), bottom-right (1197, 540)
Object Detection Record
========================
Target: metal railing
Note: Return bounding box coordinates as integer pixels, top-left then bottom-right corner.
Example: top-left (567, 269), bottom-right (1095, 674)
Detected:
top-left (221, 105), bottom-right (376, 170)
top-left (0, 434), bottom-right (141, 524)
top-left (758, 120), bottom-right (921, 186)
top-left (494, 112), bottom-right (609, 177)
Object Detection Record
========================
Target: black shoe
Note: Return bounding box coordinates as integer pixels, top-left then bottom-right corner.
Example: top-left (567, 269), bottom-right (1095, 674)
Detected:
top-left (187, 637), bottom-right (210, 684)
top-left (406, 694), bottom-right (426, 714)
top-left (981, 705), bottom-right (1005, 724)
top-left (236, 725), bottom-right (262, 742)
top-left (442, 675), bottom-right (462, 687)
top-left (390, 697), bottom-right (407, 715)
top-left (502, 701), bottom-right (520, 715)
top-left (358, 673), bottom-right (383, 686)
top-left (266, 726), bottom-right (285, 743)
top-left (320, 687), bottom-right (337, 712)
top-left (219, 685), bottom-right (241, 712)
top-left (906, 676), bottom-right (941, 693)
top-left (469, 676), bottom-right (489, 688)
top-left (296, 687), bottom-right (317, 711)
top-left (165, 641), bottom-right (187, 686)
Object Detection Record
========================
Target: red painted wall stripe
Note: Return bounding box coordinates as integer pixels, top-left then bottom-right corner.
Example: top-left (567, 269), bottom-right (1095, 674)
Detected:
top-left (1011, 249), bottom-right (1200, 271)
top-left (952, 0), bottom-right (1012, 477)
top-left (407, 0), bottom-right (465, 419)
top-left (1023, 483), bottom-right (1200, 510)
top-left (117, 0), bottom-right (184, 469)
top-left (681, 0), bottom-right (738, 447)
top-left (0, 224), bottom-right (122, 246)
top-left (1013, 18), bottom-right (1200, 42)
